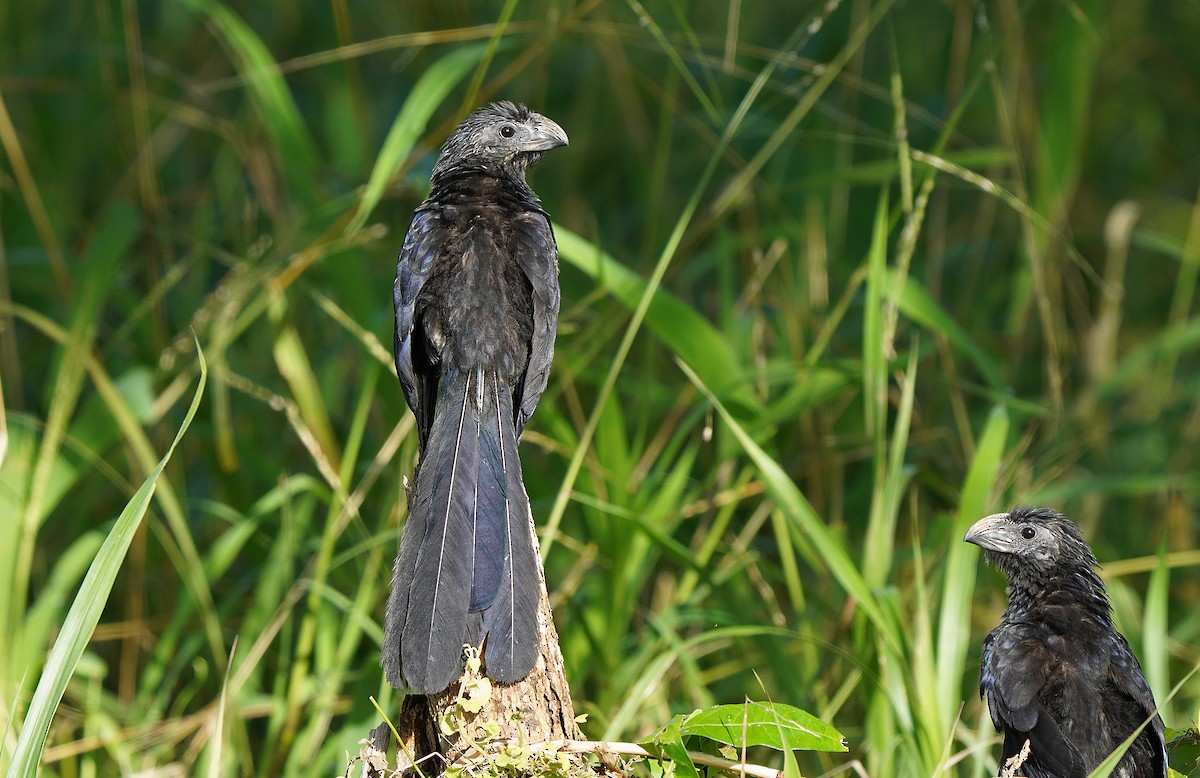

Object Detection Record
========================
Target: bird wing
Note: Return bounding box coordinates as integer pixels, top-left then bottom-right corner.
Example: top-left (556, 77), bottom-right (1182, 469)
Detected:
top-left (511, 209), bottom-right (560, 435)
top-left (983, 630), bottom-right (1087, 777)
top-left (1106, 633), bottom-right (1168, 777)
top-left (394, 206), bottom-right (443, 445)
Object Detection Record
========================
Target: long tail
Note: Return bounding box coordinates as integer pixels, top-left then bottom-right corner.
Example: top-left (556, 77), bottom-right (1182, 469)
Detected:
top-left (381, 369), bottom-right (540, 693)
top-left (478, 372), bottom-right (540, 683)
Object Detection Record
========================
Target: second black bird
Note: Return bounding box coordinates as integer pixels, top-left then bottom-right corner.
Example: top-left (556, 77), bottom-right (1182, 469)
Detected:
top-left (965, 506), bottom-right (1167, 778)
top-left (382, 102), bottom-right (567, 694)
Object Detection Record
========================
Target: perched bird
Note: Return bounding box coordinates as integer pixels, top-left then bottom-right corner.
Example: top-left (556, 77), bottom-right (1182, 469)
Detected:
top-left (965, 506), bottom-right (1167, 778)
top-left (382, 102), bottom-right (567, 694)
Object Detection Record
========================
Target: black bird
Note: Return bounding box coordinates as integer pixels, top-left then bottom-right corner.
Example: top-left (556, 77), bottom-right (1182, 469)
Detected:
top-left (965, 506), bottom-right (1167, 778)
top-left (382, 102), bottom-right (567, 694)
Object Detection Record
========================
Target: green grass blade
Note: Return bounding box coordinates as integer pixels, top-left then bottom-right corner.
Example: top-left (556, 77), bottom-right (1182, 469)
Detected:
top-left (17, 530), bottom-right (105, 688)
top-left (1099, 317), bottom-right (1200, 400)
top-left (456, 0), bottom-right (517, 114)
top-left (272, 321), bottom-right (342, 474)
top-left (677, 359), bottom-right (891, 640)
top-left (555, 226), bottom-right (759, 417)
top-left (1143, 543), bottom-right (1170, 713)
top-left (708, 0), bottom-right (895, 217)
top-left (348, 44), bottom-right (492, 234)
top-left (5, 204), bottom-right (140, 675)
top-left (864, 344), bottom-right (919, 588)
top-left (6, 348), bottom-right (206, 777)
top-left (1086, 722), bottom-right (1150, 778)
top-left (935, 405), bottom-right (1009, 739)
top-left (863, 192), bottom-right (888, 439)
top-left (862, 192), bottom-right (894, 592)
top-left (540, 6), bottom-right (858, 558)
top-left (888, 271), bottom-right (1006, 390)
top-left (181, 0), bottom-right (319, 203)
top-left (624, 0), bottom-right (719, 123)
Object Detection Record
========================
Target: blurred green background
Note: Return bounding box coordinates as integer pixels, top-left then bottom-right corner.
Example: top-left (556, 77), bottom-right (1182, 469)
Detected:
top-left (2, 0), bottom-right (1199, 775)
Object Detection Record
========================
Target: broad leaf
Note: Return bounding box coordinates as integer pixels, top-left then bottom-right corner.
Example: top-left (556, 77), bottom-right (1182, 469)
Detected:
top-left (676, 702), bottom-right (847, 753)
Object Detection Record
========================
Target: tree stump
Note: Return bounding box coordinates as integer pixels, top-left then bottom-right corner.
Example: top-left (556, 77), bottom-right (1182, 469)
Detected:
top-left (366, 484), bottom-right (581, 777)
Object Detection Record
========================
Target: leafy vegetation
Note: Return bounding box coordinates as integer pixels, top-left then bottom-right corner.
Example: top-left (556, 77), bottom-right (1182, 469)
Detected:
top-left (2, 1), bottom-right (1199, 776)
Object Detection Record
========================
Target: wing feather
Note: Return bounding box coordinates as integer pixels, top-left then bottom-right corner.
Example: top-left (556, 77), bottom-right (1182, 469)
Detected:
top-left (394, 207), bottom-right (444, 446)
top-left (511, 210), bottom-right (560, 434)
top-left (983, 629), bottom-right (1086, 777)
top-left (1107, 634), bottom-right (1167, 777)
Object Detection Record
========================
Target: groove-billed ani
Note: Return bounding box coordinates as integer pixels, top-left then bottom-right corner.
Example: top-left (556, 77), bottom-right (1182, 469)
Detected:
top-left (382, 102), bottom-right (567, 694)
top-left (965, 506), bottom-right (1167, 778)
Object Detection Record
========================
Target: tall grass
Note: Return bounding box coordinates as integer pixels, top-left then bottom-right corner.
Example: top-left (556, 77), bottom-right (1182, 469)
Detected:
top-left (2, 1), bottom-right (1199, 776)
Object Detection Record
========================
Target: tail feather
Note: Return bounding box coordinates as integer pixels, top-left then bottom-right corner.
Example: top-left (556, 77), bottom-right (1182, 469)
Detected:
top-left (469, 390), bottom-right (507, 611)
top-left (381, 498), bottom-right (425, 688)
top-left (479, 372), bottom-right (541, 683)
top-left (382, 368), bottom-right (541, 694)
top-left (397, 370), bottom-right (480, 694)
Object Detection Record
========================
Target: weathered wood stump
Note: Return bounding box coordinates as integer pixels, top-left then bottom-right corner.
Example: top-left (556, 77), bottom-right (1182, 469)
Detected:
top-left (352, 485), bottom-right (582, 778)
top-left (392, 520), bottom-right (581, 773)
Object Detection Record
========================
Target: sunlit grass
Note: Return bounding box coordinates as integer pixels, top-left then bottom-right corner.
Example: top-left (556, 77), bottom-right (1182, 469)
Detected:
top-left (2, 1), bottom-right (1198, 776)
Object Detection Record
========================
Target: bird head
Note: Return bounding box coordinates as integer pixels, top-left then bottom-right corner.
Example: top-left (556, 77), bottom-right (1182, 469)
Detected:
top-left (964, 506), bottom-right (1099, 582)
top-left (432, 101), bottom-right (568, 185)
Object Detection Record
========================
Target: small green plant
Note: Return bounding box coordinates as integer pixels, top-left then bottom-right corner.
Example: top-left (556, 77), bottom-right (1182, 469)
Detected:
top-left (417, 647), bottom-right (848, 778)
top-left (4, 2), bottom-right (1199, 776)
top-left (433, 648), bottom-right (592, 778)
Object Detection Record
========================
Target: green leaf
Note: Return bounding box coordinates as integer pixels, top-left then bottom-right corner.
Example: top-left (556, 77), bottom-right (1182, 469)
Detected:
top-left (676, 702), bottom-right (847, 753)
top-left (1165, 726), bottom-right (1200, 776)
top-left (641, 713), bottom-right (700, 778)
top-left (5, 349), bottom-right (207, 777)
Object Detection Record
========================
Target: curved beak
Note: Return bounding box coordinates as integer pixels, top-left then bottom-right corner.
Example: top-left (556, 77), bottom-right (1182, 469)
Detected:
top-left (522, 114), bottom-right (569, 151)
top-left (964, 512), bottom-right (1018, 553)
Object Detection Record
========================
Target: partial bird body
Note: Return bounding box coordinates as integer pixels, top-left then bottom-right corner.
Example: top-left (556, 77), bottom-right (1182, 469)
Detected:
top-left (966, 507), bottom-right (1167, 778)
top-left (383, 102), bottom-right (567, 694)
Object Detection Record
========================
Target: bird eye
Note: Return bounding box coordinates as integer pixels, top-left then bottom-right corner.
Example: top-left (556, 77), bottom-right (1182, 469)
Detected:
top-left (500, 125), bottom-right (516, 138)
top-left (1021, 526), bottom-right (1036, 539)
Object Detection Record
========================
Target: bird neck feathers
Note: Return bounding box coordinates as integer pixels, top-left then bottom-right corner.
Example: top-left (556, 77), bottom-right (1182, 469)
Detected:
top-left (429, 165), bottom-right (540, 208)
top-left (1004, 558), bottom-right (1113, 628)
